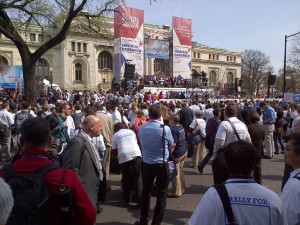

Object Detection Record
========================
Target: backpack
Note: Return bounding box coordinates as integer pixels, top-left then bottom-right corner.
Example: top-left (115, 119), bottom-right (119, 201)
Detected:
top-left (3, 163), bottom-right (60, 225)
top-left (14, 111), bottom-right (32, 134)
top-left (71, 112), bottom-right (84, 131)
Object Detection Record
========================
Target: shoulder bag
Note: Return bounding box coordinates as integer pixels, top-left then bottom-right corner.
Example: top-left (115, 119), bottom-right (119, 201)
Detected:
top-left (214, 184), bottom-right (236, 225)
top-left (162, 125), bottom-right (177, 183)
top-left (212, 120), bottom-right (241, 184)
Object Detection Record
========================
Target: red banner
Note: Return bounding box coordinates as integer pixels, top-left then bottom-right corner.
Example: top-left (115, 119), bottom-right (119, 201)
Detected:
top-left (114, 6), bottom-right (144, 39)
top-left (173, 16), bottom-right (192, 46)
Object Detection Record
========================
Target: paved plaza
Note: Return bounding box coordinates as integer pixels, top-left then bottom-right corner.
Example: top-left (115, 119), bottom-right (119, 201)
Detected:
top-left (97, 154), bottom-right (285, 225)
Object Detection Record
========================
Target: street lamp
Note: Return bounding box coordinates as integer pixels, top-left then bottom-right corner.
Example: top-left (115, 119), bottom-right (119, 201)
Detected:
top-left (283, 31), bottom-right (300, 94)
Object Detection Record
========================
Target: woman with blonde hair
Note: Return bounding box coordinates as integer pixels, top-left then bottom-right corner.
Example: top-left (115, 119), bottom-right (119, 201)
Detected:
top-left (128, 102), bottom-right (138, 129)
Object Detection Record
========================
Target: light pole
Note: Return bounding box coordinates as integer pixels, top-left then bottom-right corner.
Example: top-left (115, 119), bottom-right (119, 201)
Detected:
top-left (49, 67), bottom-right (53, 91)
top-left (283, 31), bottom-right (300, 94)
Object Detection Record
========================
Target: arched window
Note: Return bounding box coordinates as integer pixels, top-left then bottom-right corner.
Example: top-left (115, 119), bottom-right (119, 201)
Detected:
top-left (35, 58), bottom-right (49, 77)
top-left (75, 63), bottom-right (82, 81)
top-left (227, 72), bottom-right (234, 84)
top-left (98, 51), bottom-right (113, 70)
top-left (209, 70), bottom-right (217, 86)
top-left (154, 58), bottom-right (166, 73)
top-left (0, 55), bottom-right (9, 67)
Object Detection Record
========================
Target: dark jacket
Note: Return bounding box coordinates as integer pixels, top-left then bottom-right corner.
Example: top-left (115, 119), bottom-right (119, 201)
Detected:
top-left (248, 123), bottom-right (265, 158)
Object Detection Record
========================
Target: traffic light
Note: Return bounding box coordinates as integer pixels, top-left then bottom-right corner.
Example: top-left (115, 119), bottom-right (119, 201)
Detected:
top-left (124, 63), bottom-right (135, 79)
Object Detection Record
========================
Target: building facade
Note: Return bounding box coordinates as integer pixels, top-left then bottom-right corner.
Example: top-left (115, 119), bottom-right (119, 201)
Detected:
top-left (0, 18), bottom-right (241, 95)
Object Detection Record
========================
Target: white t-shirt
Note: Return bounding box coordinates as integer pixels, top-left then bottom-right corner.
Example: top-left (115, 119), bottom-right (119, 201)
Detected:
top-left (189, 118), bottom-right (206, 135)
top-left (215, 117), bottom-right (251, 146)
top-left (66, 115), bottom-right (75, 139)
top-left (189, 179), bottom-right (287, 225)
top-left (111, 129), bottom-right (141, 164)
top-left (204, 108), bottom-right (214, 121)
top-left (281, 168), bottom-right (300, 225)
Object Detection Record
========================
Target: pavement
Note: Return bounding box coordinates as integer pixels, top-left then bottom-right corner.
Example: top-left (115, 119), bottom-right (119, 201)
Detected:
top-left (96, 154), bottom-right (285, 225)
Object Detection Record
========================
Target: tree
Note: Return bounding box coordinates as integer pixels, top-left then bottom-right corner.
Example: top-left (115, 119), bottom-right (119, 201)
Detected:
top-left (0, 0), bottom-right (122, 106)
top-left (241, 49), bottom-right (273, 97)
top-left (289, 36), bottom-right (300, 69)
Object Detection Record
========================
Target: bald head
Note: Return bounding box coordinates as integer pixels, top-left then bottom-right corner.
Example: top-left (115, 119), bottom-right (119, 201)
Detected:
top-left (82, 115), bottom-right (102, 138)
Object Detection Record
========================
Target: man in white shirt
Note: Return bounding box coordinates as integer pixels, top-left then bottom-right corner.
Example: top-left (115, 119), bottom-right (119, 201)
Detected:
top-left (189, 141), bottom-right (287, 225)
top-left (0, 102), bottom-right (14, 161)
top-left (213, 103), bottom-right (251, 184)
top-left (204, 104), bottom-right (214, 121)
top-left (281, 133), bottom-right (300, 225)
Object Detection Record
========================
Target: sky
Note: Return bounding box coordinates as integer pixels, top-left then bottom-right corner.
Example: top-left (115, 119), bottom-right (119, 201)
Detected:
top-left (124, 0), bottom-right (300, 73)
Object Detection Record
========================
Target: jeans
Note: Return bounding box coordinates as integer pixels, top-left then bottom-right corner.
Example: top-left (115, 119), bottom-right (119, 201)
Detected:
top-left (139, 162), bottom-right (169, 225)
top-left (273, 131), bottom-right (285, 153)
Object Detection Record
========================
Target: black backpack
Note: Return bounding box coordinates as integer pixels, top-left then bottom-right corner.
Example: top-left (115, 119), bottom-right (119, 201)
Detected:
top-left (3, 163), bottom-right (60, 225)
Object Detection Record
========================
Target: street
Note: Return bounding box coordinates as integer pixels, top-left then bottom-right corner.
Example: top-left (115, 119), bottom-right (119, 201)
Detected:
top-left (97, 154), bottom-right (285, 225)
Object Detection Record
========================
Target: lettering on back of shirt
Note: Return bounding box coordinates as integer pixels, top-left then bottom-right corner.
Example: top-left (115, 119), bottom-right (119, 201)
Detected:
top-left (229, 196), bottom-right (270, 206)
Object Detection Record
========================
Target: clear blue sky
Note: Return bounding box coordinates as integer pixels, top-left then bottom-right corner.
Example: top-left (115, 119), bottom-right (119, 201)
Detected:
top-left (124, 0), bottom-right (300, 73)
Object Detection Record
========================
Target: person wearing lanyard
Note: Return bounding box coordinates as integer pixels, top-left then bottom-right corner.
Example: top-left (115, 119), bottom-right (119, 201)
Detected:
top-left (260, 101), bottom-right (276, 159)
top-left (189, 140), bottom-right (287, 225)
top-left (281, 133), bottom-right (300, 225)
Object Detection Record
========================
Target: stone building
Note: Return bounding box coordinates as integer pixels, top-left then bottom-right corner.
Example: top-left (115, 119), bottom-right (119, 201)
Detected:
top-left (0, 17), bottom-right (241, 95)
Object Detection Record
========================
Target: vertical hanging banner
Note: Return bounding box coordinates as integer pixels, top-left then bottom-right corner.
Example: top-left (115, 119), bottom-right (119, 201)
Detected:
top-left (172, 16), bottom-right (192, 79)
top-left (114, 6), bottom-right (144, 84)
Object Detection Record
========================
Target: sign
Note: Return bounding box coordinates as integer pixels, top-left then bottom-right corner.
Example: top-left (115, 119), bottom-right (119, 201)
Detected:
top-left (284, 93), bottom-right (294, 103)
top-left (172, 16), bottom-right (192, 79)
top-left (294, 93), bottom-right (300, 103)
top-left (0, 65), bottom-right (23, 89)
top-left (144, 39), bottom-right (169, 59)
top-left (114, 6), bottom-right (144, 84)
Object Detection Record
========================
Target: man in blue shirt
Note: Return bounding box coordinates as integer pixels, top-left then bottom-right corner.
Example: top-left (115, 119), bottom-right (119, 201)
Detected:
top-left (135, 104), bottom-right (174, 225)
top-left (260, 101), bottom-right (276, 158)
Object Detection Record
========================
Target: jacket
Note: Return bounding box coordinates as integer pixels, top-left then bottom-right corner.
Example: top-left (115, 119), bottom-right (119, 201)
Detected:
top-left (0, 148), bottom-right (96, 225)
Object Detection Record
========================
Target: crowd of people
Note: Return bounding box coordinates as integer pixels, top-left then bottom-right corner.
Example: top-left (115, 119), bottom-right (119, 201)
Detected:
top-left (0, 87), bottom-right (299, 225)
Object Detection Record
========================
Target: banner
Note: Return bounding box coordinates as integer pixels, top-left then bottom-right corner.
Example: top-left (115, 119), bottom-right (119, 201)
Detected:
top-left (0, 65), bottom-right (23, 88)
top-left (172, 16), bottom-right (192, 79)
top-left (144, 39), bottom-right (169, 59)
top-left (114, 6), bottom-right (144, 84)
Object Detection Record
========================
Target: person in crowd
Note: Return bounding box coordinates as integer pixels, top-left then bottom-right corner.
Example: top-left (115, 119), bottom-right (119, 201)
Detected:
top-left (168, 114), bottom-right (188, 198)
top-left (212, 103), bottom-right (251, 184)
top-left (281, 133), bottom-right (300, 225)
top-left (128, 102), bottom-right (138, 129)
top-left (247, 110), bottom-right (265, 184)
top-left (0, 117), bottom-right (96, 225)
top-left (53, 103), bottom-right (70, 146)
top-left (108, 101), bottom-right (122, 124)
top-left (0, 102), bottom-right (14, 162)
top-left (161, 104), bottom-right (170, 125)
top-left (178, 102), bottom-right (193, 139)
top-left (204, 103), bottom-right (214, 121)
top-left (0, 177), bottom-right (13, 225)
top-left (93, 102), bottom-right (114, 185)
top-left (135, 104), bottom-right (174, 225)
top-left (197, 108), bottom-right (221, 174)
top-left (112, 122), bottom-right (142, 205)
top-left (291, 104), bottom-right (300, 133)
top-left (189, 141), bottom-right (287, 225)
top-left (260, 101), bottom-right (276, 159)
top-left (274, 110), bottom-right (285, 154)
top-left (189, 110), bottom-right (206, 169)
top-left (133, 110), bottom-right (147, 139)
top-left (60, 115), bottom-right (104, 212)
